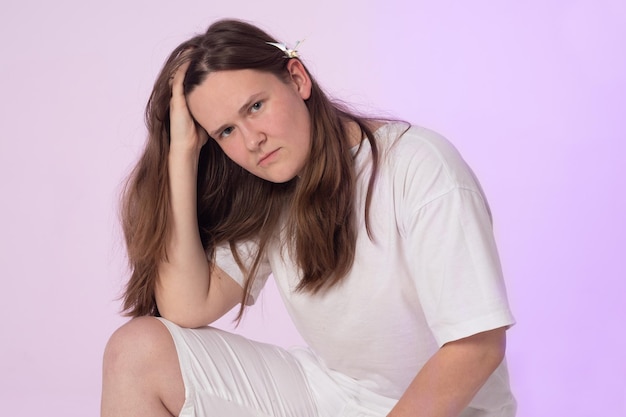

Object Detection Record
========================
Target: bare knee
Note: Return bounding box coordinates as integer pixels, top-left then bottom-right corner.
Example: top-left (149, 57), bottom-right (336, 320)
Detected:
top-left (103, 316), bottom-right (175, 374)
top-left (102, 317), bottom-right (184, 416)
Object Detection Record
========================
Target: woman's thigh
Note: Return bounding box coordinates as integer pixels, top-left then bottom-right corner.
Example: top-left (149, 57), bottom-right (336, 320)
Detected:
top-left (157, 318), bottom-right (319, 417)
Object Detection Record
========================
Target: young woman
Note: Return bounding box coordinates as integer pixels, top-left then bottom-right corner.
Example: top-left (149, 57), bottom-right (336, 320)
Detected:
top-left (101, 19), bottom-right (516, 417)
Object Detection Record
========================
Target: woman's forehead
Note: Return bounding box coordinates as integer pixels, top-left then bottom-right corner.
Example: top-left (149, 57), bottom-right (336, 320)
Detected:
top-left (192, 70), bottom-right (278, 102)
top-left (186, 70), bottom-right (278, 128)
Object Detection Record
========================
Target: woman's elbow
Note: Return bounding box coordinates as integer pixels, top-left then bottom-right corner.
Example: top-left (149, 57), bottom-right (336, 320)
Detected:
top-left (480, 327), bottom-right (508, 370)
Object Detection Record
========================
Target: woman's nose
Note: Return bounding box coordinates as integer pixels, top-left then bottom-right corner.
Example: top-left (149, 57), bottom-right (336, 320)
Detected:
top-left (243, 127), bottom-right (266, 151)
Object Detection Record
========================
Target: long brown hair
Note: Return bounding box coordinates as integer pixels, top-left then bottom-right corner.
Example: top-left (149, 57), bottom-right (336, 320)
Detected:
top-left (121, 19), bottom-right (380, 318)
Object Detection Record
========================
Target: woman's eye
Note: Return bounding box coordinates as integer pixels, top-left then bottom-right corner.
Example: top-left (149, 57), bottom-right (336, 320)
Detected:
top-left (220, 127), bottom-right (234, 138)
top-left (250, 101), bottom-right (263, 112)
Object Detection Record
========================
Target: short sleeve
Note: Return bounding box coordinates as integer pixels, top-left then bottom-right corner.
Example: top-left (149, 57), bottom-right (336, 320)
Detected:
top-left (406, 187), bottom-right (515, 346)
top-left (393, 128), bottom-right (515, 346)
top-left (214, 240), bottom-right (272, 305)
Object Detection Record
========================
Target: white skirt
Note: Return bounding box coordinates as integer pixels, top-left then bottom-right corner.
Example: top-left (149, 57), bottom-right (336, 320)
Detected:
top-left (157, 318), bottom-right (397, 417)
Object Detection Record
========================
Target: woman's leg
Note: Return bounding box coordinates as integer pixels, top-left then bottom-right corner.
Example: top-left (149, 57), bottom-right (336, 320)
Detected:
top-left (101, 317), bottom-right (184, 417)
top-left (155, 318), bottom-right (320, 417)
top-left (102, 316), bottom-right (323, 417)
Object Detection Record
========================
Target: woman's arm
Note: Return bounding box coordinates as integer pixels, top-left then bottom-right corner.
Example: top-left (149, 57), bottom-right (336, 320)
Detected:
top-left (388, 327), bottom-right (507, 417)
top-left (155, 61), bottom-right (243, 328)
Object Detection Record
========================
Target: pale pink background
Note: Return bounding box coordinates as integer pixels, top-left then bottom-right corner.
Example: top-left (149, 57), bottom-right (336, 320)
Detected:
top-left (1, 1), bottom-right (624, 416)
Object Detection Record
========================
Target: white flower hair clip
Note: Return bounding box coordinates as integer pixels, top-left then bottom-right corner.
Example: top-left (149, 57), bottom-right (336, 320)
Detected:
top-left (266, 40), bottom-right (303, 58)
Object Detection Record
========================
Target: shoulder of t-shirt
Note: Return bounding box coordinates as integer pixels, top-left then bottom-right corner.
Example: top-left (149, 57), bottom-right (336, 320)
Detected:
top-left (375, 123), bottom-right (483, 193)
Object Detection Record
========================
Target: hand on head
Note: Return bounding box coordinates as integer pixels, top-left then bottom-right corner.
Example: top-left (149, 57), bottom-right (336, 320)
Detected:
top-left (169, 58), bottom-right (208, 155)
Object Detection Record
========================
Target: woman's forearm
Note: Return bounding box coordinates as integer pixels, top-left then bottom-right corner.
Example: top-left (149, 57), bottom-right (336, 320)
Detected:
top-left (155, 147), bottom-right (213, 322)
top-left (388, 327), bottom-right (507, 417)
top-left (156, 146), bottom-right (243, 327)
top-left (153, 61), bottom-right (242, 327)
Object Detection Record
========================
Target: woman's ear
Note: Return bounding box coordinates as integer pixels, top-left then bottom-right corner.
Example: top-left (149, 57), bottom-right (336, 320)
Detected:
top-left (286, 59), bottom-right (312, 100)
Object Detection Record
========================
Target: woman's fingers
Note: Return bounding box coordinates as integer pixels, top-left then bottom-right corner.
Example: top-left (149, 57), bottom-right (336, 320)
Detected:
top-left (169, 60), bottom-right (205, 153)
top-left (170, 60), bottom-right (190, 100)
top-left (196, 124), bottom-right (209, 147)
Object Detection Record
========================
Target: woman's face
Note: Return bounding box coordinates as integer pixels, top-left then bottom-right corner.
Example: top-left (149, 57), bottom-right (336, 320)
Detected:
top-left (187, 60), bottom-right (312, 183)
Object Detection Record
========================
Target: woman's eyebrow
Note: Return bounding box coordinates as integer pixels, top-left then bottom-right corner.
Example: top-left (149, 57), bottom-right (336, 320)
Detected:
top-left (209, 92), bottom-right (265, 137)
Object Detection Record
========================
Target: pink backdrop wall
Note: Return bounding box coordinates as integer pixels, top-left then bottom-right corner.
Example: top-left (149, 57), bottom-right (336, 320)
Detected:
top-left (1, 0), bottom-right (624, 415)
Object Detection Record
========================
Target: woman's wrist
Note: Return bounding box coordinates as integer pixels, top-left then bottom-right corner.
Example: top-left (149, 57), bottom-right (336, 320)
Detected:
top-left (168, 144), bottom-right (202, 171)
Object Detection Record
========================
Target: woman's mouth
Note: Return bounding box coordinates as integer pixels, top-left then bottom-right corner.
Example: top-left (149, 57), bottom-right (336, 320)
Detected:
top-left (258, 149), bottom-right (280, 167)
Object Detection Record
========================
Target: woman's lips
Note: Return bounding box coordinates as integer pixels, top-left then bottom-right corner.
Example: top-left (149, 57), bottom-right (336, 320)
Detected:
top-left (258, 148), bottom-right (280, 167)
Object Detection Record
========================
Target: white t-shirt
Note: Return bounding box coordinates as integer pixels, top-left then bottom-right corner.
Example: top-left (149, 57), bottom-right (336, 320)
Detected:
top-left (216, 123), bottom-right (516, 413)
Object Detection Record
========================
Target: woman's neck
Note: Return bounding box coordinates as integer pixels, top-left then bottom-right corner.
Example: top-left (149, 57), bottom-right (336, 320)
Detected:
top-left (345, 119), bottom-right (385, 147)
